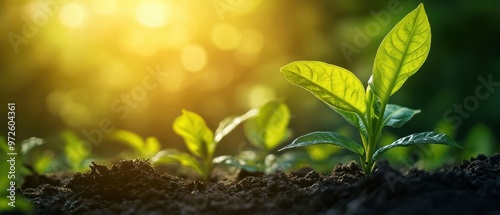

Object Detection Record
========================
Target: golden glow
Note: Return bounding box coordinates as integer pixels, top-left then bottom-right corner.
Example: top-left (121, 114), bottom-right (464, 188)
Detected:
top-left (162, 26), bottom-right (191, 48)
top-left (202, 97), bottom-right (227, 118)
top-left (181, 44), bottom-right (207, 72)
top-left (4, 0), bottom-right (284, 131)
top-left (59, 3), bottom-right (86, 28)
top-left (136, 0), bottom-right (171, 28)
top-left (92, 0), bottom-right (116, 15)
top-left (235, 0), bottom-right (263, 15)
top-left (46, 89), bottom-right (93, 127)
top-left (121, 30), bottom-right (159, 56)
top-left (60, 103), bottom-right (92, 127)
top-left (237, 29), bottom-right (264, 55)
top-left (200, 67), bottom-right (234, 90)
top-left (235, 29), bottom-right (264, 65)
top-left (211, 23), bottom-right (241, 50)
top-left (159, 64), bottom-right (186, 92)
top-left (99, 62), bottom-right (135, 88)
top-left (247, 84), bottom-right (276, 108)
top-left (45, 90), bottom-right (66, 115)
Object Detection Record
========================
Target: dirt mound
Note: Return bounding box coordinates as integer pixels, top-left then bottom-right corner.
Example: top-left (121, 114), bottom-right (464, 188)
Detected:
top-left (18, 154), bottom-right (500, 215)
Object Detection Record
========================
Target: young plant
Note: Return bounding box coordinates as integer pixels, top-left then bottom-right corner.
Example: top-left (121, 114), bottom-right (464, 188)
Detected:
top-left (214, 99), bottom-right (292, 173)
top-left (152, 109), bottom-right (257, 180)
top-left (110, 130), bottom-right (161, 159)
top-left (62, 131), bottom-right (93, 172)
top-left (278, 4), bottom-right (461, 174)
top-left (21, 137), bottom-right (55, 174)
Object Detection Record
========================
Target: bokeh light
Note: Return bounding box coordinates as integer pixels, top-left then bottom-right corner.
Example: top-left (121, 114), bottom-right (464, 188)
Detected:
top-left (2, 0), bottom-right (499, 160)
top-left (211, 23), bottom-right (241, 50)
top-left (181, 44), bottom-right (207, 72)
top-left (135, 0), bottom-right (171, 28)
top-left (92, 0), bottom-right (116, 16)
top-left (59, 3), bottom-right (87, 28)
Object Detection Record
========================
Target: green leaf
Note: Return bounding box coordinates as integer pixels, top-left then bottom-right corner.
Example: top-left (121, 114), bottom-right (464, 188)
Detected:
top-left (110, 130), bottom-right (145, 156)
top-left (144, 137), bottom-right (161, 158)
top-left (370, 3), bottom-right (431, 103)
top-left (21, 137), bottom-right (44, 154)
top-left (281, 61), bottom-right (366, 115)
top-left (462, 123), bottom-right (495, 160)
top-left (372, 131), bottom-right (461, 161)
top-left (213, 155), bottom-right (260, 172)
top-left (151, 149), bottom-right (203, 176)
top-left (0, 136), bottom-right (8, 153)
top-left (382, 104), bottom-right (420, 128)
top-left (244, 100), bottom-right (291, 151)
top-left (215, 108), bottom-right (259, 143)
top-left (34, 151), bottom-right (54, 174)
top-left (279, 131), bottom-right (364, 155)
top-left (332, 107), bottom-right (367, 136)
top-left (173, 110), bottom-right (214, 158)
top-left (62, 131), bottom-right (91, 171)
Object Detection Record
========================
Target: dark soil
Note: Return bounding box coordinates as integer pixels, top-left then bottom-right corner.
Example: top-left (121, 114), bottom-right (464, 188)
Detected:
top-left (14, 154), bottom-right (500, 215)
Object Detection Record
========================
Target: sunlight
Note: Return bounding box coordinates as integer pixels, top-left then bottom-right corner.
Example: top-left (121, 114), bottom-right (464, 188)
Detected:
top-left (92, 0), bottom-right (116, 16)
top-left (136, 0), bottom-right (171, 28)
top-left (59, 3), bottom-right (86, 28)
top-left (181, 44), bottom-right (207, 72)
top-left (247, 84), bottom-right (276, 108)
top-left (211, 23), bottom-right (241, 50)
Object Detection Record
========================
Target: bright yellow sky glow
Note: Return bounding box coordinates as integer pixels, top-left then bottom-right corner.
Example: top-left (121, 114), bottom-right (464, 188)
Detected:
top-left (237, 29), bottom-right (264, 55)
top-left (181, 44), bottom-right (208, 72)
top-left (211, 23), bottom-right (241, 50)
top-left (247, 84), bottom-right (276, 108)
top-left (136, 0), bottom-right (170, 28)
top-left (92, 0), bottom-right (116, 16)
top-left (121, 30), bottom-right (159, 56)
top-left (59, 3), bottom-right (86, 28)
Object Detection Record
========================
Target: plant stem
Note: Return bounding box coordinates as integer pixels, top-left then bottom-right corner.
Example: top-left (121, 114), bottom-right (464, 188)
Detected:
top-left (202, 157), bottom-right (213, 181)
top-left (361, 88), bottom-right (376, 174)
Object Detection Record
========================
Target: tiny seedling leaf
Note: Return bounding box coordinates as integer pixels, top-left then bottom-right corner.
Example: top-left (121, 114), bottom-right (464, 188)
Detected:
top-left (279, 131), bottom-right (364, 155)
top-left (372, 131), bottom-right (461, 161)
top-left (370, 3), bottom-right (431, 103)
top-left (215, 108), bottom-right (259, 143)
top-left (281, 61), bottom-right (366, 115)
top-left (144, 137), bottom-right (161, 158)
top-left (173, 109), bottom-right (215, 158)
top-left (62, 131), bottom-right (91, 171)
top-left (110, 130), bottom-right (145, 156)
top-left (152, 149), bottom-right (203, 176)
top-left (382, 104), bottom-right (420, 128)
top-left (21, 137), bottom-right (44, 154)
top-left (213, 155), bottom-right (261, 172)
top-left (244, 100), bottom-right (291, 151)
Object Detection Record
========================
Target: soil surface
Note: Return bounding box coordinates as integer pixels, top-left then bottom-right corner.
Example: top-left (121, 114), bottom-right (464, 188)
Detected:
top-left (11, 154), bottom-right (500, 214)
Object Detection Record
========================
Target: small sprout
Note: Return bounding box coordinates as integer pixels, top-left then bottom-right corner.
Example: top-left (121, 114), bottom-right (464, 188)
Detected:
top-left (153, 109), bottom-right (257, 180)
top-left (214, 100), bottom-right (293, 173)
top-left (62, 131), bottom-right (93, 172)
top-left (110, 130), bottom-right (161, 159)
top-left (21, 137), bottom-right (55, 174)
top-left (278, 4), bottom-right (462, 174)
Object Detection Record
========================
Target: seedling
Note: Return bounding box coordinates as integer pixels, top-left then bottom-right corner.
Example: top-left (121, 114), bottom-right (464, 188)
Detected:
top-left (110, 130), bottom-right (161, 159)
top-left (152, 109), bottom-right (257, 180)
top-left (62, 131), bottom-right (93, 172)
top-left (21, 137), bottom-right (55, 174)
top-left (279, 4), bottom-right (461, 174)
top-left (214, 100), bottom-right (292, 173)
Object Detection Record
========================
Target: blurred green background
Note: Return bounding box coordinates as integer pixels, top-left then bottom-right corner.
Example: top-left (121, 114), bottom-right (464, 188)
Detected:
top-left (1, 0), bottom-right (499, 170)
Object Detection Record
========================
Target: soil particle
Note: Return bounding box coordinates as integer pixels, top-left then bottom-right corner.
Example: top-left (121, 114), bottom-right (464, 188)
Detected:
top-left (18, 154), bottom-right (500, 215)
